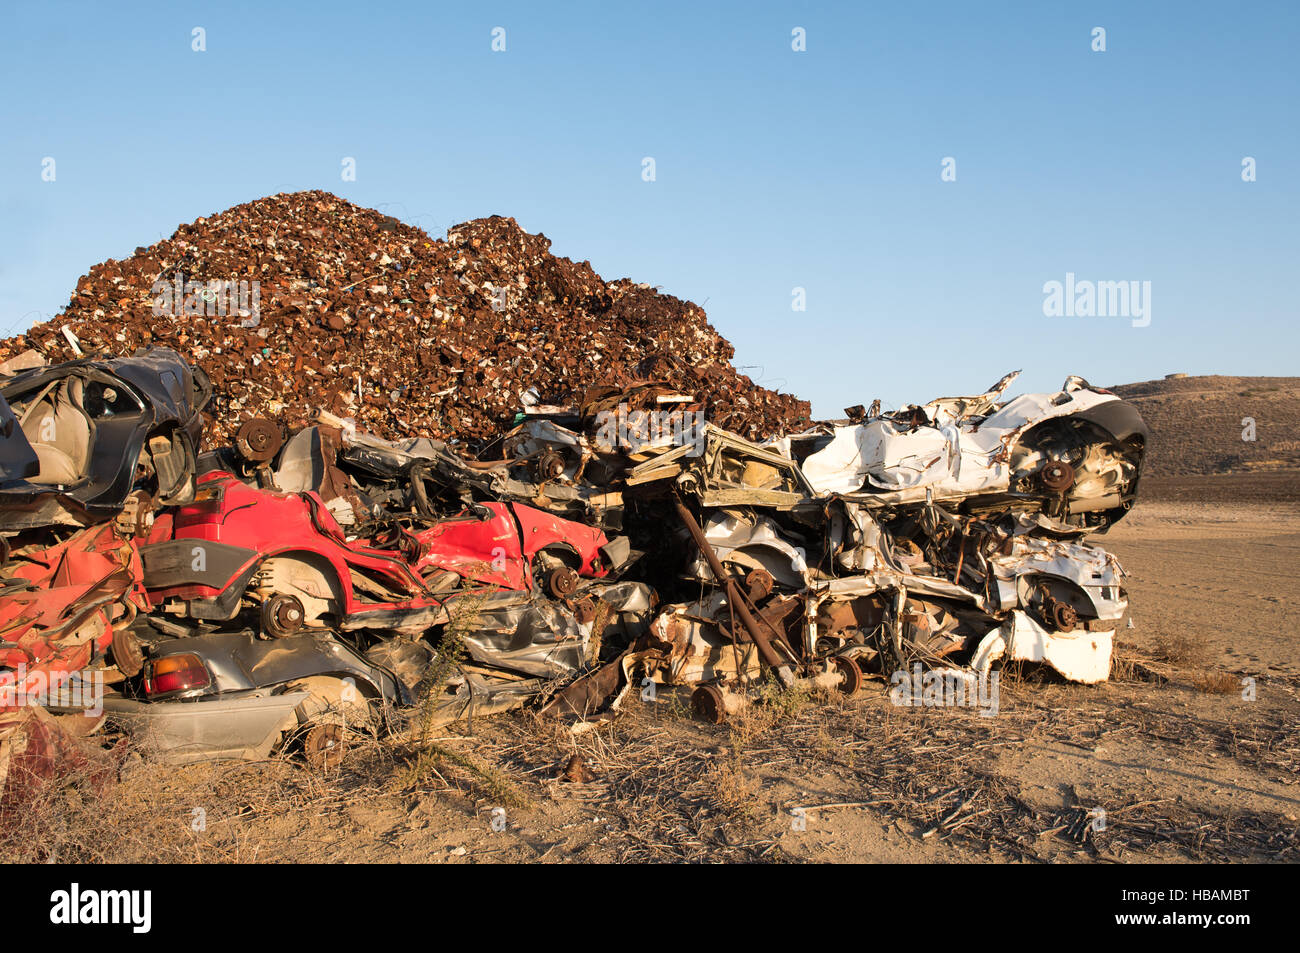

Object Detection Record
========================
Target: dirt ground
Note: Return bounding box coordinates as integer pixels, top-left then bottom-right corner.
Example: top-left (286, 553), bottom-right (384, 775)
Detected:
top-left (6, 476), bottom-right (1298, 864)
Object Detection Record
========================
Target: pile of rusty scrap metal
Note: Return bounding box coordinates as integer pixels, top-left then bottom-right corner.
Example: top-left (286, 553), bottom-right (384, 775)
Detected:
top-left (1, 343), bottom-right (1149, 787)
top-left (0, 191), bottom-right (810, 447)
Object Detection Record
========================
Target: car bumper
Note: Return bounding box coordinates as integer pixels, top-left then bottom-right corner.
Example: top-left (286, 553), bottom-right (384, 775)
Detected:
top-left (103, 691), bottom-right (309, 764)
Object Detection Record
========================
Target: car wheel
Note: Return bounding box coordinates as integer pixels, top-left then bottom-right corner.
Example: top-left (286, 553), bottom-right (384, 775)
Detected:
top-left (262, 593), bottom-right (306, 638)
top-left (110, 626), bottom-right (144, 678)
top-left (545, 566), bottom-right (579, 598)
top-left (284, 676), bottom-right (374, 770)
top-left (303, 723), bottom-right (347, 771)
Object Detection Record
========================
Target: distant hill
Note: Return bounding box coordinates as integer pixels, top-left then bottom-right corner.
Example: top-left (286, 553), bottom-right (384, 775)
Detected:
top-left (1110, 375), bottom-right (1300, 477)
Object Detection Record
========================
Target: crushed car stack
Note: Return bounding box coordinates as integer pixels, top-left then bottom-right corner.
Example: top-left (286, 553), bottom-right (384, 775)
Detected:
top-left (0, 192), bottom-right (809, 447)
top-left (0, 195), bottom-right (1152, 790)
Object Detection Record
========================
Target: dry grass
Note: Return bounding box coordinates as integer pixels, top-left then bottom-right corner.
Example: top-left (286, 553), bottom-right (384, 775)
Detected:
top-left (2, 749), bottom-right (310, 863)
top-left (1115, 634), bottom-right (1251, 697)
top-left (725, 677), bottom-right (812, 747)
top-left (391, 738), bottom-right (531, 810)
top-left (1193, 671), bottom-right (1243, 695)
top-left (703, 750), bottom-right (758, 820)
top-left (1147, 632), bottom-right (1210, 667)
top-left (0, 721), bottom-right (535, 863)
top-left (3, 664), bottom-right (1296, 864)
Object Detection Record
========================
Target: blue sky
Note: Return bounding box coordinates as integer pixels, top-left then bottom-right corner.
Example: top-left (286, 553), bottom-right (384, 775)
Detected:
top-left (2, 1), bottom-right (1296, 417)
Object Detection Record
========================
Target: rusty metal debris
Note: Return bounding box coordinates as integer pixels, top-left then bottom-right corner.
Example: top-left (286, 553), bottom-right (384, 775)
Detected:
top-left (0, 192), bottom-right (808, 449)
top-left (0, 195), bottom-right (1152, 780)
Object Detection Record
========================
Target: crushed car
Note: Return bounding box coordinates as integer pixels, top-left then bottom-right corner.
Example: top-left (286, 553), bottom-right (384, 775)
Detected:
top-left (787, 371), bottom-right (1149, 530)
top-left (0, 347), bottom-right (212, 531)
top-left (137, 468), bottom-right (628, 637)
top-left (573, 391), bottom-right (1142, 719)
top-left (102, 625), bottom-right (406, 767)
top-left (0, 520), bottom-right (150, 692)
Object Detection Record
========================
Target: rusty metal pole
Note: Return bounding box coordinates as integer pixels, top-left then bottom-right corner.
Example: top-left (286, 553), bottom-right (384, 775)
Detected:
top-left (672, 494), bottom-right (795, 686)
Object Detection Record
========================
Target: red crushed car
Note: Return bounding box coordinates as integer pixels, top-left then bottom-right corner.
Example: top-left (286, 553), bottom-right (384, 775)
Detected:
top-left (1, 521), bottom-right (149, 698)
top-left (138, 471), bottom-right (621, 636)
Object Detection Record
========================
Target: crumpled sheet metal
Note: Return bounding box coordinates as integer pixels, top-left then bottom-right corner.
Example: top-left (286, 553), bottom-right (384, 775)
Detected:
top-left (971, 610), bottom-right (1114, 684)
top-left (0, 346), bottom-right (210, 529)
top-left (810, 571), bottom-right (977, 607)
top-left (633, 513), bottom-right (1126, 691)
top-left (799, 373), bottom-right (1128, 502)
top-left (449, 581), bottom-right (655, 680)
top-left (685, 510), bottom-right (809, 590)
top-left (635, 595), bottom-right (763, 688)
top-left (502, 419), bottom-right (590, 481)
top-left (310, 414), bottom-right (624, 528)
top-left (602, 405), bottom-right (1138, 686)
top-left (0, 522), bottom-right (146, 698)
top-left (625, 424), bottom-right (817, 515)
top-left (813, 570), bottom-right (1118, 680)
top-left (410, 673), bottom-right (551, 732)
top-left (504, 384), bottom-right (702, 465)
top-left (986, 534), bottom-right (1126, 621)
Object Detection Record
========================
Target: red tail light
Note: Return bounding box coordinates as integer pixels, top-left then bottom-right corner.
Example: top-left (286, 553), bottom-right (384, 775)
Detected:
top-left (144, 653), bottom-right (211, 696)
top-left (174, 479), bottom-right (229, 526)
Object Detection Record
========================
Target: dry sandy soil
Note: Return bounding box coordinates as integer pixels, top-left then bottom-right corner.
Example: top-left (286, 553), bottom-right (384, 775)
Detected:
top-left (7, 474), bottom-right (1297, 865)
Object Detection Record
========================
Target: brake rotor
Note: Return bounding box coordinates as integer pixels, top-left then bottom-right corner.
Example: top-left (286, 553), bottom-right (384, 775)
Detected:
top-left (235, 418), bottom-right (284, 464)
top-left (546, 566), bottom-right (579, 599)
top-left (832, 655), bottom-right (863, 696)
top-left (303, 723), bottom-right (346, 770)
top-left (535, 450), bottom-right (566, 482)
top-left (1050, 601), bottom-right (1078, 632)
top-left (1040, 460), bottom-right (1075, 493)
top-left (110, 626), bottom-right (144, 678)
top-left (263, 593), bottom-right (305, 638)
top-left (691, 684), bottom-right (727, 724)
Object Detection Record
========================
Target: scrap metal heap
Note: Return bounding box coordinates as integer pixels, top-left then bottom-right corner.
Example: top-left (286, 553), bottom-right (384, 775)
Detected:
top-left (1, 343), bottom-right (1149, 777)
top-left (0, 193), bottom-right (1149, 777)
top-left (505, 370), bottom-right (1146, 721)
top-left (0, 191), bottom-right (809, 446)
